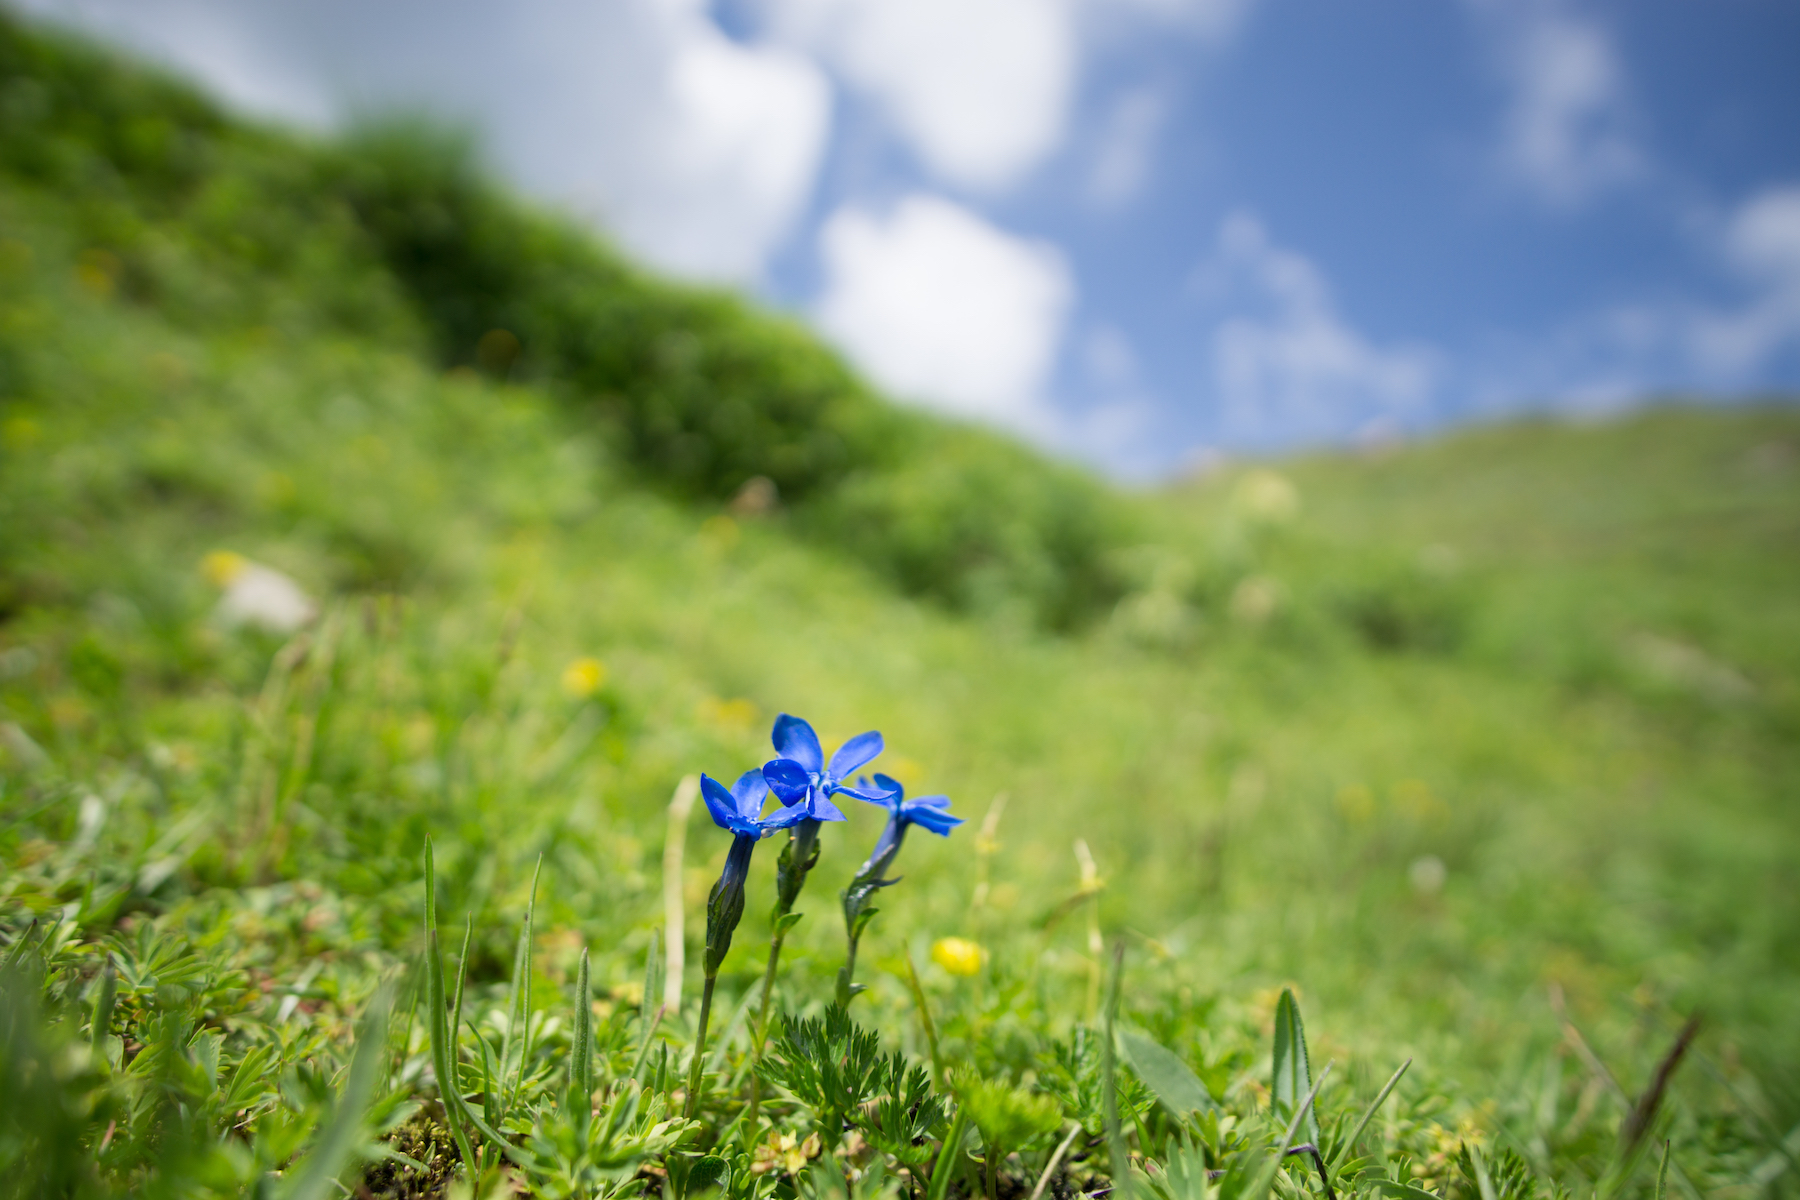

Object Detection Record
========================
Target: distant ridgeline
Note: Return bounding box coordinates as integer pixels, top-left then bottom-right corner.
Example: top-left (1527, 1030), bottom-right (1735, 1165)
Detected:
top-left (0, 11), bottom-right (1131, 631)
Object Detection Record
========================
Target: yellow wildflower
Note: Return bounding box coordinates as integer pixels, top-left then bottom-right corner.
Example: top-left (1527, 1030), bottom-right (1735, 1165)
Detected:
top-left (562, 657), bottom-right (606, 698)
top-left (931, 937), bottom-right (983, 976)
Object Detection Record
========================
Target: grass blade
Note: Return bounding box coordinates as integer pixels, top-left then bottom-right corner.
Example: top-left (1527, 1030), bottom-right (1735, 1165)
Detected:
top-left (929, 1105), bottom-right (972, 1200)
top-left (1331, 1058), bottom-right (1411, 1170)
top-left (424, 838), bottom-right (478, 1174)
top-left (1102, 939), bottom-right (1130, 1200)
top-left (89, 957), bottom-right (116, 1056)
top-left (280, 985), bottom-right (392, 1200)
top-left (1272, 988), bottom-right (1319, 1146)
top-left (664, 775), bottom-right (698, 1014)
top-left (571, 946), bottom-right (593, 1127)
top-left (1243, 1062), bottom-right (1333, 1200)
top-left (502, 855), bottom-right (543, 1114)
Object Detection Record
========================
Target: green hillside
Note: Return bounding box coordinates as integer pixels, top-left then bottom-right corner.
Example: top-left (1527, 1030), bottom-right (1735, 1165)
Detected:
top-left (2, 13), bottom-right (1797, 1198)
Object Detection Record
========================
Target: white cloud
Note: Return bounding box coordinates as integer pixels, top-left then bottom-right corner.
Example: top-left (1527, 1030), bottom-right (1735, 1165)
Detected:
top-left (1086, 88), bottom-right (1166, 207)
top-left (761, 0), bottom-right (1252, 192)
top-left (1199, 213), bottom-right (1439, 443)
top-left (762, 0), bottom-right (1077, 191)
top-left (15, 0), bottom-right (830, 282)
top-left (1474, 0), bottom-right (1642, 207)
top-left (1688, 186), bottom-right (1800, 375)
top-left (814, 194), bottom-right (1074, 430)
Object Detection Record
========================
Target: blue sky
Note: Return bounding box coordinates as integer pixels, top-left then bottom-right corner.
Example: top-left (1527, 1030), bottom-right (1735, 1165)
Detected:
top-left (17, 0), bottom-right (1800, 477)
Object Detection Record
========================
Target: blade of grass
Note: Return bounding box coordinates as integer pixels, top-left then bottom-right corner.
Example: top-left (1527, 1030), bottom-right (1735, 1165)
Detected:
top-left (571, 946), bottom-right (593, 1130)
top-left (424, 838), bottom-right (478, 1174)
top-left (1620, 1015), bottom-right (1700, 1157)
top-left (1028, 1123), bottom-right (1083, 1200)
top-left (502, 855), bottom-right (543, 1116)
top-left (1330, 1059), bottom-right (1411, 1171)
top-left (664, 775), bottom-right (698, 1014)
top-left (1242, 1062), bottom-right (1333, 1200)
top-left (632, 930), bottom-right (665, 1084)
top-left (1102, 939), bottom-right (1130, 1200)
top-left (280, 984), bottom-right (393, 1200)
top-left (901, 949), bottom-right (945, 1089)
top-left (451, 914), bottom-right (471, 1075)
top-left (1272, 989), bottom-right (1319, 1147)
top-left (929, 1106), bottom-right (972, 1200)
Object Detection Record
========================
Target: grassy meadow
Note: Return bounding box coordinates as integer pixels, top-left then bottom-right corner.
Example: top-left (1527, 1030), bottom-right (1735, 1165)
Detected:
top-left (2, 13), bottom-right (1798, 1198)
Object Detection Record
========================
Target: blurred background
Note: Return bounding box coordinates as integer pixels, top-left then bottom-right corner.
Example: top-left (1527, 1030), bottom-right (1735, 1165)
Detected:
top-left (2, 0), bottom-right (1799, 1148)
top-left (16, 0), bottom-right (1800, 476)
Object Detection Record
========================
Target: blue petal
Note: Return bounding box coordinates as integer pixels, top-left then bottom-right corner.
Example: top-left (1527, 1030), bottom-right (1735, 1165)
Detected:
top-left (808, 792), bottom-right (849, 822)
top-left (762, 758), bottom-right (812, 804)
top-left (828, 731), bottom-right (884, 780)
top-left (699, 774), bottom-right (743, 832)
top-left (761, 800), bottom-right (810, 831)
top-left (905, 802), bottom-right (965, 836)
top-left (852, 775), bottom-right (899, 812)
top-left (731, 769), bottom-right (770, 818)
top-left (871, 773), bottom-right (906, 802)
top-left (771, 714), bottom-right (823, 772)
top-left (830, 781), bottom-right (897, 804)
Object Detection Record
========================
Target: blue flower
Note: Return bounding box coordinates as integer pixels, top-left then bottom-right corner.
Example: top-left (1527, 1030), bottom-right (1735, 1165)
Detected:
top-left (697, 770), bottom-right (803, 977)
top-left (761, 714), bottom-right (895, 821)
top-left (700, 769), bottom-right (808, 839)
top-left (853, 773), bottom-right (963, 878)
top-left (835, 774), bottom-right (964, 1006)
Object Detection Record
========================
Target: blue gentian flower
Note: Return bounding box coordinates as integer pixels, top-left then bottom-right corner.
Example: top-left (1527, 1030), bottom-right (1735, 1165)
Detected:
top-left (852, 773), bottom-right (964, 883)
top-left (697, 770), bottom-right (803, 975)
top-left (700, 769), bottom-right (808, 840)
top-left (835, 773), bottom-right (963, 1006)
top-left (761, 714), bottom-right (895, 820)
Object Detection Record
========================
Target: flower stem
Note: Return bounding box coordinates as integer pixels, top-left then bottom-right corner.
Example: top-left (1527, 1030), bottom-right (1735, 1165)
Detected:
top-left (683, 972), bottom-right (717, 1119)
top-left (836, 930), bottom-right (862, 1008)
top-left (746, 925), bottom-right (788, 1126)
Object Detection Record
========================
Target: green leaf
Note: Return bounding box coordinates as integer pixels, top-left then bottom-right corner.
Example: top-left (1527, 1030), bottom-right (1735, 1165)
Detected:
top-left (1116, 1025), bottom-right (1216, 1117)
top-left (1373, 1183), bottom-right (1442, 1200)
top-left (279, 986), bottom-right (392, 1200)
top-left (1271, 989), bottom-right (1318, 1145)
top-left (775, 911), bottom-right (806, 937)
top-left (1331, 1058), bottom-right (1410, 1171)
top-left (423, 838), bottom-right (478, 1174)
top-left (570, 946), bottom-right (593, 1127)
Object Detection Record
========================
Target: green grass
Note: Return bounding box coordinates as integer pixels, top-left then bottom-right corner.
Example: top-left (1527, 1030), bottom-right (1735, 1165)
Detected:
top-left (2, 11), bottom-right (1799, 1198)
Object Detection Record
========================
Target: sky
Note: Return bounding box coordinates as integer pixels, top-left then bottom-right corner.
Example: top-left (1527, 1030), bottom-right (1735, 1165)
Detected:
top-left (15, 0), bottom-right (1800, 478)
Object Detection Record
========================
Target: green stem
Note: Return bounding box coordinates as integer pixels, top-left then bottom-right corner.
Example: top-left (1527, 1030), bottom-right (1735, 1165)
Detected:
top-left (683, 973), bottom-right (718, 1119)
top-left (836, 931), bottom-right (862, 1009)
top-left (747, 927), bottom-right (788, 1127)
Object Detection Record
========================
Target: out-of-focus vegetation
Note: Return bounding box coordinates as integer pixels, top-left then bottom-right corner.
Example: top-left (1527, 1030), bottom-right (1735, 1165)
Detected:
top-left (0, 15), bottom-right (1130, 631)
top-left (3, 10), bottom-right (1799, 1197)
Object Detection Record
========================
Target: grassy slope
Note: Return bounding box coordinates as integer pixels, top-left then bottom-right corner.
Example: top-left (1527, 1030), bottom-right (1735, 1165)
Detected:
top-left (2, 16), bottom-right (1798, 1196)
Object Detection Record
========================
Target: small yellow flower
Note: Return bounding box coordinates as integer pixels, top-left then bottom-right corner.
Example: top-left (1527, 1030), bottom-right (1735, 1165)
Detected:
top-left (751, 1131), bottom-right (821, 1176)
top-left (561, 657), bottom-right (606, 698)
top-left (201, 550), bottom-right (249, 587)
top-left (931, 937), bottom-right (984, 977)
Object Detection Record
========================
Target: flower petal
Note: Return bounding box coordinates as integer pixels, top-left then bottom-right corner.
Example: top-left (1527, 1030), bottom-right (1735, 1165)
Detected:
top-left (871, 773), bottom-right (906, 803)
top-left (850, 775), bottom-right (899, 811)
top-left (830, 781), bottom-right (896, 805)
top-left (731, 769), bottom-right (770, 819)
top-left (762, 758), bottom-right (812, 804)
top-left (699, 774), bottom-right (743, 832)
top-left (761, 800), bottom-right (810, 831)
top-left (808, 792), bottom-right (849, 822)
top-left (905, 802), bottom-right (965, 836)
top-left (771, 714), bottom-right (823, 772)
top-left (828, 731), bottom-right (884, 780)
